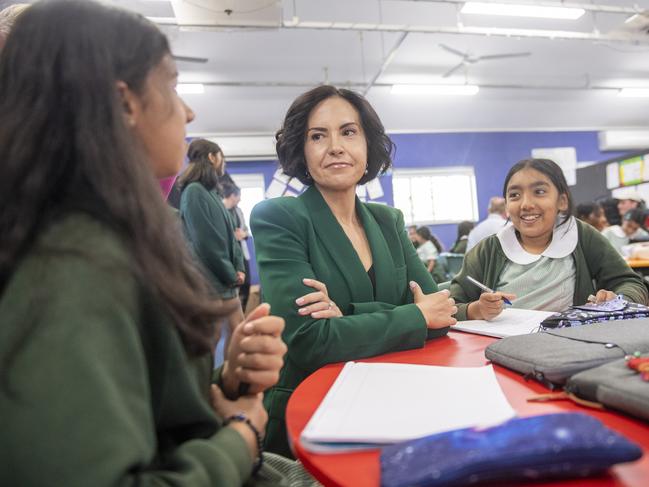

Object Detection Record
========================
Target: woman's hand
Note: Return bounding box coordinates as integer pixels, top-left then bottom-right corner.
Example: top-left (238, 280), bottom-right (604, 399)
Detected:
top-left (222, 303), bottom-right (287, 397)
top-left (295, 278), bottom-right (343, 319)
top-left (593, 289), bottom-right (616, 303)
top-left (210, 385), bottom-right (267, 458)
top-left (467, 291), bottom-right (517, 321)
top-left (409, 282), bottom-right (457, 329)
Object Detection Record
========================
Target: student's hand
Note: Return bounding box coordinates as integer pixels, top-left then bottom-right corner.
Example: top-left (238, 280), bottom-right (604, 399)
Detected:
top-left (593, 289), bottom-right (616, 303)
top-left (210, 385), bottom-right (267, 457)
top-left (296, 278), bottom-right (343, 319)
top-left (235, 228), bottom-right (247, 241)
top-left (467, 291), bottom-right (517, 321)
top-left (409, 282), bottom-right (457, 329)
top-left (222, 303), bottom-right (287, 397)
top-left (235, 271), bottom-right (246, 285)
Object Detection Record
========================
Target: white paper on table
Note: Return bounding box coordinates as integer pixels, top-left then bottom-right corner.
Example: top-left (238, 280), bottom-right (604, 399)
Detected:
top-left (606, 162), bottom-right (620, 189)
top-left (366, 178), bottom-right (384, 200)
top-left (288, 178), bottom-right (305, 192)
top-left (272, 169), bottom-right (290, 184)
top-left (265, 179), bottom-right (286, 198)
top-left (453, 307), bottom-right (556, 339)
top-left (301, 362), bottom-right (516, 453)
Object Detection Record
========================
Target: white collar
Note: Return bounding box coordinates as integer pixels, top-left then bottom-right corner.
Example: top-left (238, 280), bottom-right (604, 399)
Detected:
top-left (497, 216), bottom-right (578, 265)
top-left (606, 225), bottom-right (626, 238)
top-left (487, 213), bottom-right (506, 221)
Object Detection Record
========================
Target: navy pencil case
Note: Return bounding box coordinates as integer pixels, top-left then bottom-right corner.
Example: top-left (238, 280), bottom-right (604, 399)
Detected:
top-left (380, 413), bottom-right (642, 487)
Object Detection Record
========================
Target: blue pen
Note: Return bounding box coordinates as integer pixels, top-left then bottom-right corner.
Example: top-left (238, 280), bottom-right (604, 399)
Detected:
top-left (466, 275), bottom-right (513, 305)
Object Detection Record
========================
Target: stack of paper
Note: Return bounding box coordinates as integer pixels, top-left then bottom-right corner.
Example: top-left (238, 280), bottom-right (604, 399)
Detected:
top-left (301, 362), bottom-right (516, 453)
top-left (453, 307), bottom-right (557, 338)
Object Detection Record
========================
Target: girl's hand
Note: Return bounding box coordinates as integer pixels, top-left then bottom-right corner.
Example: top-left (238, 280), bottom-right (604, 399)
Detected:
top-left (210, 385), bottom-right (267, 458)
top-left (295, 278), bottom-right (343, 319)
top-left (409, 282), bottom-right (457, 329)
top-left (593, 289), bottom-right (616, 303)
top-left (467, 291), bottom-right (517, 321)
top-left (222, 303), bottom-right (286, 397)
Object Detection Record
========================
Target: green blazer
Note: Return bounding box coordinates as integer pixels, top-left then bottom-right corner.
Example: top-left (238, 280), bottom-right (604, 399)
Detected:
top-left (250, 185), bottom-right (448, 457)
top-left (180, 182), bottom-right (244, 299)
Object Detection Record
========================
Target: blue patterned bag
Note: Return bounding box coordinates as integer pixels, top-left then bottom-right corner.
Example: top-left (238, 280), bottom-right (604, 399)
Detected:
top-left (380, 413), bottom-right (641, 487)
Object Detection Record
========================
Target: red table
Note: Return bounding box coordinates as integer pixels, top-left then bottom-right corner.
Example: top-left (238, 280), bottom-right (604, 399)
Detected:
top-left (286, 331), bottom-right (649, 487)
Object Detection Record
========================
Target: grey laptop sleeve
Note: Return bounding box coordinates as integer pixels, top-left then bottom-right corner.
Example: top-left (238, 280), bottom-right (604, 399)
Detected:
top-left (566, 356), bottom-right (649, 422)
top-left (484, 318), bottom-right (649, 388)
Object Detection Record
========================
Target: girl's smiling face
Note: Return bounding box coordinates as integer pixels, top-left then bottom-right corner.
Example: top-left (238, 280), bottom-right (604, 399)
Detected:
top-left (505, 167), bottom-right (569, 250)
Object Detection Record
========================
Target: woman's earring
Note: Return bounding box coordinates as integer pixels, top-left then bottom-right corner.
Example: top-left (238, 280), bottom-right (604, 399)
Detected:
top-left (305, 168), bottom-right (312, 180)
top-left (364, 164), bottom-right (369, 175)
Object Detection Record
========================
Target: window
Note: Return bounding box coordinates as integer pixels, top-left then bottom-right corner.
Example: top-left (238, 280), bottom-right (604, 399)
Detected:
top-left (392, 167), bottom-right (478, 225)
top-left (229, 173), bottom-right (266, 232)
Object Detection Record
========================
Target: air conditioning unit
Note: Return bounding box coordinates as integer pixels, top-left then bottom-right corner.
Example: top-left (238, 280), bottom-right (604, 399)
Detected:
top-left (598, 130), bottom-right (649, 151)
top-left (171, 0), bottom-right (282, 28)
top-left (206, 134), bottom-right (277, 160)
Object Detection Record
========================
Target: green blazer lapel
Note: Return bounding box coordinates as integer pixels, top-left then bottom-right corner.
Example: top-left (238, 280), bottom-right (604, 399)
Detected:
top-left (357, 202), bottom-right (400, 303)
top-left (300, 186), bottom-right (374, 302)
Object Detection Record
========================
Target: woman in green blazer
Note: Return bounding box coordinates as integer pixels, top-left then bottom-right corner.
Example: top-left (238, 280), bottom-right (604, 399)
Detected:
top-left (179, 139), bottom-right (246, 345)
top-left (251, 85), bottom-right (457, 457)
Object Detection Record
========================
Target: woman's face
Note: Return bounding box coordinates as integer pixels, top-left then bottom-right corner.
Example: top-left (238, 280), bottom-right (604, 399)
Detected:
top-left (132, 54), bottom-right (195, 178)
top-left (303, 96), bottom-right (368, 192)
top-left (505, 167), bottom-right (568, 246)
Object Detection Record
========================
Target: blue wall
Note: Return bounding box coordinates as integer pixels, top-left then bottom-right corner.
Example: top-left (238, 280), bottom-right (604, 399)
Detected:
top-left (227, 130), bottom-right (628, 283)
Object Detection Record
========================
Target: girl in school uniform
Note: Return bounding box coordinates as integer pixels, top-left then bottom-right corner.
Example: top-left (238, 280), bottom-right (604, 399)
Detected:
top-left (450, 158), bottom-right (648, 321)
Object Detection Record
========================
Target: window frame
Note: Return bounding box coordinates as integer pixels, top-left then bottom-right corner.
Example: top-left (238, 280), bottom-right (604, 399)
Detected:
top-left (391, 166), bottom-right (479, 226)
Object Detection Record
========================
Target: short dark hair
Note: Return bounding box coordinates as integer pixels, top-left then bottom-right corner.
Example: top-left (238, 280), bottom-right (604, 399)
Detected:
top-left (503, 158), bottom-right (574, 227)
top-left (178, 138), bottom-right (222, 191)
top-left (275, 85), bottom-right (394, 185)
top-left (221, 182), bottom-right (240, 198)
top-left (575, 202), bottom-right (600, 220)
top-left (624, 208), bottom-right (646, 226)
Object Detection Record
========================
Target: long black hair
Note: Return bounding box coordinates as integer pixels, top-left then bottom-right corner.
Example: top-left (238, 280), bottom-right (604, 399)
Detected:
top-left (416, 226), bottom-right (443, 254)
top-left (0, 1), bottom-right (221, 360)
top-left (178, 138), bottom-right (222, 192)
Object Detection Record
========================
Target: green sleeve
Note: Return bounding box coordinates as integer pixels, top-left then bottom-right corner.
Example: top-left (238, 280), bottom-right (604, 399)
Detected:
top-left (251, 201), bottom-right (428, 374)
top-left (1, 257), bottom-right (252, 486)
top-left (581, 224), bottom-right (649, 304)
top-left (182, 185), bottom-right (239, 286)
top-left (449, 244), bottom-right (486, 321)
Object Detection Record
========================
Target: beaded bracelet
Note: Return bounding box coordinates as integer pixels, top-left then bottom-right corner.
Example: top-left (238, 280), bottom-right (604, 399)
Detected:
top-left (224, 413), bottom-right (264, 476)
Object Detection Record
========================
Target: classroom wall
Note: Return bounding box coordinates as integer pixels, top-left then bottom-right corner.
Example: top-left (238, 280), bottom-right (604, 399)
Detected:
top-left (227, 130), bottom-right (628, 272)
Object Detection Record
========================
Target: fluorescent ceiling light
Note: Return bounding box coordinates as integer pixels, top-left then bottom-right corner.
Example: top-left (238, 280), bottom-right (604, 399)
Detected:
top-left (618, 88), bottom-right (649, 98)
top-left (391, 84), bottom-right (479, 96)
top-left (461, 2), bottom-right (585, 20)
top-left (176, 83), bottom-right (205, 94)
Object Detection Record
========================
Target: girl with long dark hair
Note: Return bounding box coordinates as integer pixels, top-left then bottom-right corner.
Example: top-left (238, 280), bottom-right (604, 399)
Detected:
top-left (0, 1), bottom-right (291, 484)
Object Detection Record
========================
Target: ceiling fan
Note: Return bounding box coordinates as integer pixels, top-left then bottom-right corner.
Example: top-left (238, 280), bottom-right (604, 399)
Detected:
top-left (173, 54), bottom-right (208, 64)
top-left (439, 43), bottom-right (531, 78)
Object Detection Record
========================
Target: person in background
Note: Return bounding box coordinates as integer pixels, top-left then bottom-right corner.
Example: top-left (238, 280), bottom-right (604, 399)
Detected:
top-left (251, 85), bottom-right (456, 457)
top-left (601, 208), bottom-right (649, 255)
top-left (451, 159), bottom-right (647, 322)
top-left (575, 202), bottom-right (607, 231)
top-left (414, 226), bottom-right (443, 273)
top-left (0, 1), bottom-right (293, 484)
top-left (222, 182), bottom-right (252, 311)
top-left (466, 196), bottom-right (507, 252)
top-left (616, 190), bottom-right (644, 223)
top-left (407, 224), bottom-right (420, 248)
top-left (0, 3), bottom-right (28, 50)
top-left (178, 139), bottom-right (246, 348)
top-left (449, 220), bottom-right (474, 254)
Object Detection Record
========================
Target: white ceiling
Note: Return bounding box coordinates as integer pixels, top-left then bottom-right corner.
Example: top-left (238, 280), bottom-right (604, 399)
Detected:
top-left (109, 0), bottom-right (649, 135)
